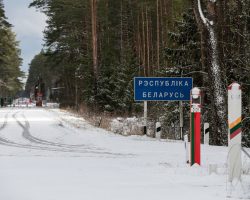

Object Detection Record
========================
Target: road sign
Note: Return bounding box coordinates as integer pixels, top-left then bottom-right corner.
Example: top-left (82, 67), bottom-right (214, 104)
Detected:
top-left (134, 77), bottom-right (193, 101)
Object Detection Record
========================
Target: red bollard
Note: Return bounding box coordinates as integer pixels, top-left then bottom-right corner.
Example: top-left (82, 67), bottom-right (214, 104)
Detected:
top-left (190, 87), bottom-right (201, 166)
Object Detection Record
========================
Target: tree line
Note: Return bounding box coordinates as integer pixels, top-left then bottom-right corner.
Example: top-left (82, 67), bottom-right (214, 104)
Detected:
top-left (26, 0), bottom-right (250, 146)
top-left (0, 0), bottom-right (23, 102)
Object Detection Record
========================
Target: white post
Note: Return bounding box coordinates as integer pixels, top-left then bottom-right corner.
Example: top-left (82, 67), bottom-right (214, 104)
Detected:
top-left (228, 83), bottom-right (242, 182)
top-left (144, 101), bottom-right (147, 135)
top-left (155, 122), bottom-right (161, 139)
top-left (184, 134), bottom-right (189, 164)
top-left (204, 123), bottom-right (209, 145)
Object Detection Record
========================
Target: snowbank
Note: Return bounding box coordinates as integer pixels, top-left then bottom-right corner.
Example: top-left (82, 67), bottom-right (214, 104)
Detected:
top-left (111, 117), bottom-right (145, 136)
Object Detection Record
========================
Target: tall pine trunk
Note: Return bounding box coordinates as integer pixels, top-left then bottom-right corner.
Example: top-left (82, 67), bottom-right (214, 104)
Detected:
top-left (91, 0), bottom-right (98, 95)
top-left (156, 0), bottom-right (160, 72)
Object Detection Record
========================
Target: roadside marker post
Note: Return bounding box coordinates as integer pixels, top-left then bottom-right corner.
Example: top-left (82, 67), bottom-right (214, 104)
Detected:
top-left (184, 134), bottom-right (189, 164)
top-left (228, 83), bottom-right (242, 182)
top-left (190, 87), bottom-right (201, 166)
top-left (155, 122), bottom-right (161, 139)
top-left (204, 123), bottom-right (209, 145)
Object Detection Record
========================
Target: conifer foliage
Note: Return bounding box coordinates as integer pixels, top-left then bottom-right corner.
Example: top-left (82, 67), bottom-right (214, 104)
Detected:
top-left (0, 0), bottom-right (23, 98)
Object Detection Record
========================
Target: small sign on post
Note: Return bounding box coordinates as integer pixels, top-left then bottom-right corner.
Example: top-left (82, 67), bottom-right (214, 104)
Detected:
top-left (228, 83), bottom-right (242, 182)
top-left (190, 87), bottom-right (201, 166)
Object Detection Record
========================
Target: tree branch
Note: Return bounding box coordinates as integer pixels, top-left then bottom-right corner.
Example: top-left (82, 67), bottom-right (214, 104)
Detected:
top-left (197, 0), bottom-right (214, 26)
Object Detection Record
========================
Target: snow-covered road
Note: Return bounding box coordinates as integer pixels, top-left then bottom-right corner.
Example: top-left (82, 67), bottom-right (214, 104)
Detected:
top-left (0, 108), bottom-right (249, 200)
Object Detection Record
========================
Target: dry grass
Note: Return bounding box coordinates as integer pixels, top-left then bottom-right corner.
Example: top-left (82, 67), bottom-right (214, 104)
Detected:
top-left (62, 104), bottom-right (166, 138)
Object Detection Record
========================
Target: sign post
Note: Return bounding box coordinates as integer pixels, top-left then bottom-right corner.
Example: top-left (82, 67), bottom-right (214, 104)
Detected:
top-left (190, 87), bottom-right (201, 166)
top-left (144, 101), bottom-right (147, 135)
top-left (228, 83), bottom-right (242, 182)
top-left (180, 101), bottom-right (184, 140)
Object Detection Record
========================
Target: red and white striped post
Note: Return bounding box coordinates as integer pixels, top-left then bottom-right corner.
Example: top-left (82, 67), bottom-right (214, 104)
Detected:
top-left (190, 87), bottom-right (201, 166)
top-left (228, 83), bottom-right (242, 182)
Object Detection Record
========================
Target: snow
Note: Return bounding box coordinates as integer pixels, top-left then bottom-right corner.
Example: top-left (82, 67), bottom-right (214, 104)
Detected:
top-left (111, 117), bottom-right (144, 136)
top-left (0, 107), bottom-right (249, 200)
top-left (197, 0), bottom-right (213, 26)
top-left (208, 25), bottom-right (227, 122)
top-left (197, 0), bottom-right (208, 26)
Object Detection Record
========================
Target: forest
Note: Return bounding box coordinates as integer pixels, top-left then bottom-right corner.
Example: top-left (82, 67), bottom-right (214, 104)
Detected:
top-left (0, 0), bottom-right (23, 104)
top-left (22, 0), bottom-right (250, 146)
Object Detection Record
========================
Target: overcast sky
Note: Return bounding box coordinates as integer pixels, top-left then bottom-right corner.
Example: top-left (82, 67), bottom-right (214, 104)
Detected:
top-left (3, 0), bottom-right (47, 74)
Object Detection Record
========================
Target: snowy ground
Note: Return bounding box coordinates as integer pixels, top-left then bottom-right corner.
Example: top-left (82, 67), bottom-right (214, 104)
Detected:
top-left (0, 108), bottom-right (249, 200)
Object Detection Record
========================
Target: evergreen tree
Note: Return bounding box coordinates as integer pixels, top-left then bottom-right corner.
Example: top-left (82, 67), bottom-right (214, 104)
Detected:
top-left (25, 51), bottom-right (51, 97)
top-left (159, 8), bottom-right (203, 136)
top-left (0, 1), bottom-right (23, 99)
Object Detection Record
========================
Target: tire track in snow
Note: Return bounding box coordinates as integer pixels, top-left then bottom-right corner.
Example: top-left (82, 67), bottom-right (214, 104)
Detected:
top-left (7, 111), bottom-right (132, 157)
top-left (0, 113), bottom-right (8, 131)
top-left (0, 111), bottom-right (68, 150)
top-left (0, 112), bottom-right (22, 146)
top-left (13, 112), bottom-right (102, 150)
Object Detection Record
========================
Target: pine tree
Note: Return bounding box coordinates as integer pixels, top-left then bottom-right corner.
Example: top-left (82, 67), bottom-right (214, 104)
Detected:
top-left (0, 1), bottom-right (23, 99)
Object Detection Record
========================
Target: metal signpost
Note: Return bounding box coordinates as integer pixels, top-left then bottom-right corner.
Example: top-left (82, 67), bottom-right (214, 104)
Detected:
top-left (144, 101), bottom-right (147, 135)
top-left (180, 101), bottom-right (184, 140)
top-left (228, 83), bottom-right (242, 182)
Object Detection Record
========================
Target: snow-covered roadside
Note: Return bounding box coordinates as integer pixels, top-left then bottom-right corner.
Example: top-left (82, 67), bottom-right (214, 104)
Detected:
top-left (0, 108), bottom-right (249, 200)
